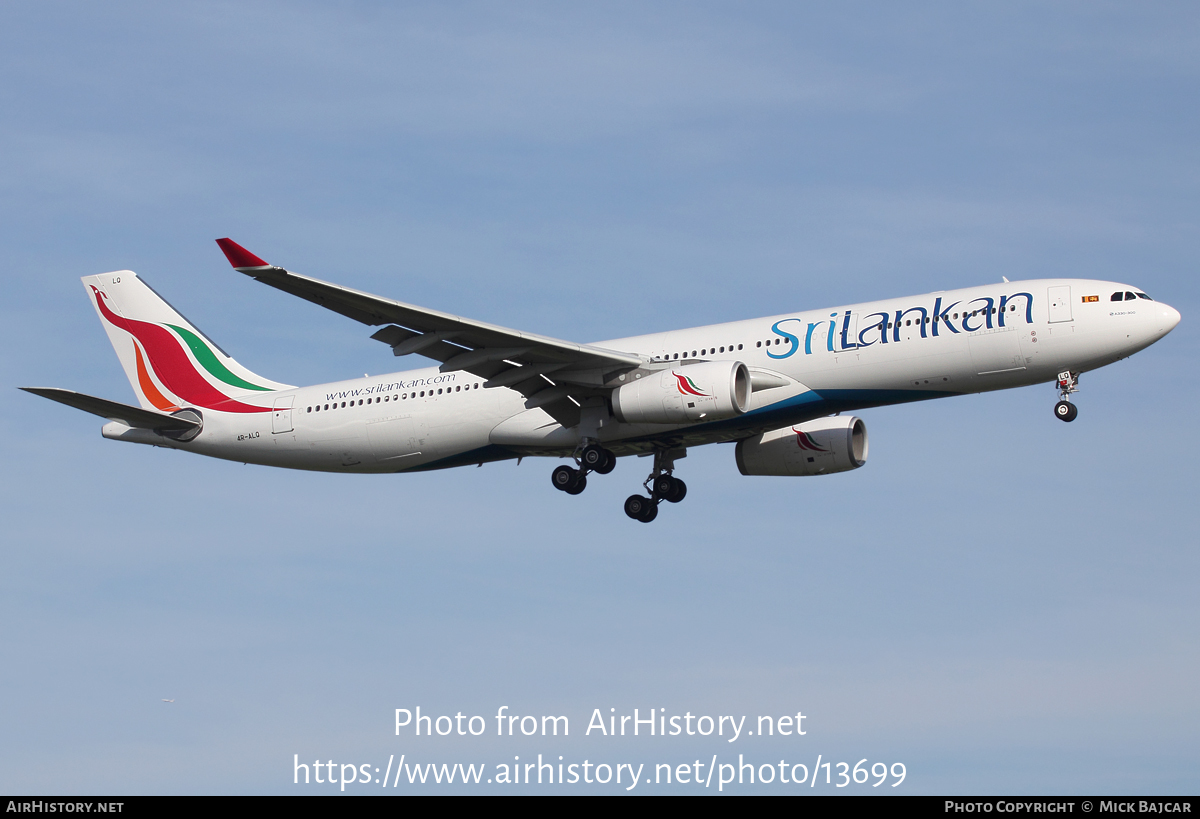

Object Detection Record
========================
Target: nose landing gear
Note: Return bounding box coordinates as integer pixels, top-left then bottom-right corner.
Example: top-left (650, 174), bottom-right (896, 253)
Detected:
top-left (1054, 371), bottom-right (1079, 422)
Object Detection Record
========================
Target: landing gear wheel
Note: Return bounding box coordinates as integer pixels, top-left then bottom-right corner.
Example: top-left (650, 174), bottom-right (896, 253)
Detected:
top-left (651, 475), bottom-right (687, 503)
top-left (581, 444), bottom-right (609, 471)
top-left (566, 474), bottom-right (587, 494)
top-left (624, 495), bottom-right (655, 521)
top-left (666, 478), bottom-right (687, 503)
top-left (1054, 401), bottom-right (1078, 422)
top-left (552, 465), bottom-right (579, 492)
top-left (593, 450), bottom-right (616, 475)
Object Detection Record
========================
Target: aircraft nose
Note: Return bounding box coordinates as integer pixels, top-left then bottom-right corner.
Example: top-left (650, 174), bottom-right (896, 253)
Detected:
top-left (1160, 304), bottom-right (1181, 334)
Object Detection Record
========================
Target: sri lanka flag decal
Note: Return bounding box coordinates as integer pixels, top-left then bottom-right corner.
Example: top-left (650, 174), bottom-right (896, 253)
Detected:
top-left (792, 427), bottom-right (829, 452)
top-left (672, 372), bottom-right (710, 397)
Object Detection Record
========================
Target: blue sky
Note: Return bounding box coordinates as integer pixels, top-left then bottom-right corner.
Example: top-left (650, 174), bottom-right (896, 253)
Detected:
top-left (1, 1), bottom-right (1197, 794)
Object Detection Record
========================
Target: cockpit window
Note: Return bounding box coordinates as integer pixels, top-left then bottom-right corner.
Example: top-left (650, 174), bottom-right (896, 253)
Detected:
top-left (1124, 291), bottom-right (1138, 300)
top-left (1136, 292), bottom-right (1152, 300)
top-left (1111, 292), bottom-right (1123, 301)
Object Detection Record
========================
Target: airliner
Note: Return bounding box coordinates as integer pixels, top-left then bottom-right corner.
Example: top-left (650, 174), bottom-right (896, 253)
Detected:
top-left (23, 239), bottom-right (1181, 522)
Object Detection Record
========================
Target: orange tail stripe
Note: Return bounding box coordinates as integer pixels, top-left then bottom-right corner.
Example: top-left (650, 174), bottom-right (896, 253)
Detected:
top-left (134, 340), bottom-right (179, 412)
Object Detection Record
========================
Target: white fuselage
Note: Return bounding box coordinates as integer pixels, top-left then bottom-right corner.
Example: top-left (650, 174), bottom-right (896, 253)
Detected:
top-left (139, 279), bottom-right (1179, 473)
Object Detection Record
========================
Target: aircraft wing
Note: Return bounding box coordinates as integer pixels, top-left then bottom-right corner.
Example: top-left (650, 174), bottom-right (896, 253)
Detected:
top-left (20, 388), bottom-right (201, 432)
top-left (216, 240), bottom-right (643, 420)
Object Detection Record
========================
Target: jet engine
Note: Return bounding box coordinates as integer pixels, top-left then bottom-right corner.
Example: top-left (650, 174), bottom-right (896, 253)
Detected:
top-left (611, 360), bottom-right (751, 425)
top-left (735, 415), bottom-right (868, 476)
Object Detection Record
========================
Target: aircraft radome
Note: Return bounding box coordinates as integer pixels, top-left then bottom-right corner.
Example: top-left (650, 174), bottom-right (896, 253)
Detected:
top-left (23, 239), bottom-right (1181, 522)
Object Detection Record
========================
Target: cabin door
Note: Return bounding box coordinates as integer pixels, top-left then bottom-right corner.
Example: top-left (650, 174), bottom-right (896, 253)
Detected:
top-left (271, 396), bottom-right (294, 434)
top-left (1048, 286), bottom-right (1073, 323)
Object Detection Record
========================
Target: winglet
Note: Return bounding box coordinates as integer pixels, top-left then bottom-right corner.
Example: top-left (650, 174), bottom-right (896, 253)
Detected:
top-left (216, 238), bottom-right (271, 269)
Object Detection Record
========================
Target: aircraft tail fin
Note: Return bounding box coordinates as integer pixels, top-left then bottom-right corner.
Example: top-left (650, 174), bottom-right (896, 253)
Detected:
top-left (82, 271), bottom-right (293, 414)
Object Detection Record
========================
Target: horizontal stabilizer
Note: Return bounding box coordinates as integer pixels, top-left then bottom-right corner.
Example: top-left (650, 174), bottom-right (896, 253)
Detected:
top-left (20, 387), bottom-right (200, 431)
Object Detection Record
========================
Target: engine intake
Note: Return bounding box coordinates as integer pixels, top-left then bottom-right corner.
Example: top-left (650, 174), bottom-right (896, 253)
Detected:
top-left (612, 361), bottom-right (751, 425)
top-left (735, 415), bottom-right (868, 476)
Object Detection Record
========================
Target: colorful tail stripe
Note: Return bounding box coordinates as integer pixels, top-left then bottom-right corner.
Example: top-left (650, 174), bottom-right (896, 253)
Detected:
top-left (673, 372), bottom-right (710, 397)
top-left (90, 285), bottom-right (270, 414)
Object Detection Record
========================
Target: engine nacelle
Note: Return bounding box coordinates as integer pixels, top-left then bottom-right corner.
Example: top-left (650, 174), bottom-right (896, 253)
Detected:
top-left (735, 415), bottom-right (868, 476)
top-left (612, 361), bottom-right (751, 425)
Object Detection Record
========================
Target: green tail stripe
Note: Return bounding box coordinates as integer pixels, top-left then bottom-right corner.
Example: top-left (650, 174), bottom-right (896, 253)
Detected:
top-left (166, 324), bottom-right (273, 392)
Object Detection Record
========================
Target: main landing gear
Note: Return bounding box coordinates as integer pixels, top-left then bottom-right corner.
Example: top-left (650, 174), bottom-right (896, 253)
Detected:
top-left (624, 448), bottom-right (687, 524)
top-left (550, 443), bottom-right (688, 523)
top-left (1054, 370), bottom-right (1079, 423)
top-left (550, 442), bottom-right (616, 496)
